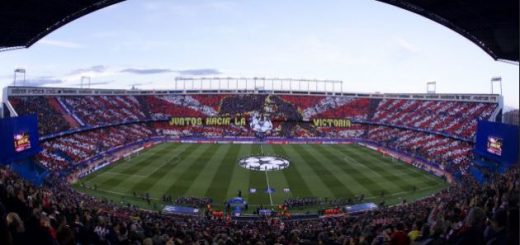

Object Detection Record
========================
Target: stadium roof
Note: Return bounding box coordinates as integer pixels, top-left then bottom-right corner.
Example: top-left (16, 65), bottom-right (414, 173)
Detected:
top-left (0, 0), bottom-right (125, 51)
top-left (376, 0), bottom-right (519, 63)
top-left (0, 0), bottom-right (517, 62)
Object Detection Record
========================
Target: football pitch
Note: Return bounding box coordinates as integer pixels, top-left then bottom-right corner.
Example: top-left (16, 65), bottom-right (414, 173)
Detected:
top-left (74, 143), bottom-right (448, 211)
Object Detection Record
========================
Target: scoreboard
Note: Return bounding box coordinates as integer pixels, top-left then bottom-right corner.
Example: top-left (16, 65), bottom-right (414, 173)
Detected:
top-left (14, 132), bottom-right (32, 152)
top-left (475, 120), bottom-right (519, 166)
top-left (486, 136), bottom-right (503, 156)
top-left (0, 115), bottom-right (41, 163)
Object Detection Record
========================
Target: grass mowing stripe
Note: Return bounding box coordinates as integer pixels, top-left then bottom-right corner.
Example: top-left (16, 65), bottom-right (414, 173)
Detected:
top-left (340, 146), bottom-right (416, 191)
top-left (356, 147), bottom-right (442, 186)
top-left (328, 146), bottom-right (403, 193)
top-left (354, 146), bottom-right (430, 178)
top-left (260, 146), bottom-right (291, 205)
top-left (130, 143), bottom-right (196, 194)
top-left (285, 145), bottom-right (334, 198)
top-left (164, 144), bottom-right (221, 198)
top-left (248, 145), bottom-right (270, 206)
top-left (76, 143), bottom-right (449, 210)
top-left (185, 144), bottom-right (232, 197)
top-left (338, 153), bottom-right (399, 187)
top-left (268, 145), bottom-right (313, 199)
top-left (341, 145), bottom-right (430, 191)
top-left (292, 144), bottom-right (347, 198)
top-left (353, 145), bottom-right (442, 187)
top-left (313, 145), bottom-right (382, 196)
top-left (304, 145), bottom-right (370, 194)
top-left (148, 144), bottom-right (211, 193)
top-left (264, 168), bottom-right (273, 205)
top-left (118, 144), bottom-right (173, 175)
top-left (204, 144), bottom-right (241, 202)
top-left (83, 144), bottom-right (167, 181)
top-left (96, 143), bottom-right (176, 188)
top-left (96, 144), bottom-right (191, 195)
top-left (225, 145), bottom-right (252, 202)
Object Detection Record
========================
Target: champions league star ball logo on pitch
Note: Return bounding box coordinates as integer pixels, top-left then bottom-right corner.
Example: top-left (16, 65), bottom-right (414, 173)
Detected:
top-left (239, 156), bottom-right (290, 171)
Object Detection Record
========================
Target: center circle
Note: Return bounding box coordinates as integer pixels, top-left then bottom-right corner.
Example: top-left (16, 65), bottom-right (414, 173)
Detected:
top-left (239, 155), bottom-right (290, 171)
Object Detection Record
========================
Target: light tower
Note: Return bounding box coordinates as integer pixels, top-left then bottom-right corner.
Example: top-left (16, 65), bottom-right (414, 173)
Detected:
top-left (490, 77), bottom-right (502, 95)
top-left (426, 81), bottom-right (436, 94)
top-left (13, 68), bottom-right (26, 86)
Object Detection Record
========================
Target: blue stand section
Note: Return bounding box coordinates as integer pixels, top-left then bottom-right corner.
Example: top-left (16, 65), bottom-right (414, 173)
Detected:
top-left (10, 158), bottom-right (49, 186)
top-left (469, 166), bottom-right (486, 184)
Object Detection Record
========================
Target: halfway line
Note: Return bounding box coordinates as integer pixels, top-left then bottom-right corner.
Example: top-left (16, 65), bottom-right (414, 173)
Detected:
top-left (265, 169), bottom-right (274, 206)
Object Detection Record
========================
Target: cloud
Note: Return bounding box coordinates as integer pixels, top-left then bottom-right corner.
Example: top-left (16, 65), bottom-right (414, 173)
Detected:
top-left (60, 65), bottom-right (118, 85)
top-left (177, 69), bottom-right (221, 76)
top-left (121, 68), bottom-right (221, 76)
top-left (68, 65), bottom-right (108, 76)
top-left (68, 81), bottom-right (112, 86)
top-left (121, 68), bottom-right (174, 75)
top-left (19, 77), bottom-right (64, 87)
top-left (11, 76), bottom-right (110, 87)
top-left (395, 38), bottom-right (419, 54)
top-left (38, 39), bottom-right (84, 49)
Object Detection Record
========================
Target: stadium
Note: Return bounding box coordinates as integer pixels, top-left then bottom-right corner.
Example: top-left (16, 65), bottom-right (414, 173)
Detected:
top-left (0, 1), bottom-right (519, 245)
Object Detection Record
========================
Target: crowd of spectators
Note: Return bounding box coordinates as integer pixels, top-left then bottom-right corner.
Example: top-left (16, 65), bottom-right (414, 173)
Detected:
top-left (279, 95), bottom-right (325, 112)
top-left (148, 95), bottom-right (217, 120)
top-left (367, 126), bottom-right (473, 174)
top-left (316, 125), bottom-right (367, 139)
top-left (37, 124), bottom-right (155, 172)
top-left (9, 96), bottom-right (72, 136)
top-left (1, 162), bottom-right (518, 245)
top-left (59, 96), bottom-right (148, 127)
top-left (371, 99), bottom-right (497, 139)
top-left (283, 197), bottom-right (360, 210)
top-left (154, 123), bottom-right (248, 138)
top-left (305, 97), bottom-right (371, 121)
top-left (174, 197), bottom-right (213, 208)
top-left (283, 197), bottom-right (320, 208)
top-left (9, 94), bottom-right (498, 141)
top-left (190, 95), bottom-right (226, 111)
top-left (219, 94), bottom-right (267, 116)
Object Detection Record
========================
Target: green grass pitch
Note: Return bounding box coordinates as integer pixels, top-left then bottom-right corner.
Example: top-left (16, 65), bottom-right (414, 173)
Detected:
top-left (74, 143), bottom-right (448, 211)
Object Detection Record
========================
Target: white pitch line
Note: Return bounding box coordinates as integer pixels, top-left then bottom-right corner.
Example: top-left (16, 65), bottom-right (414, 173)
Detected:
top-left (80, 186), bottom-right (161, 201)
top-left (260, 144), bottom-right (273, 205)
top-left (265, 169), bottom-right (274, 206)
top-left (104, 172), bottom-right (148, 178)
top-left (363, 183), bottom-right (446, 200)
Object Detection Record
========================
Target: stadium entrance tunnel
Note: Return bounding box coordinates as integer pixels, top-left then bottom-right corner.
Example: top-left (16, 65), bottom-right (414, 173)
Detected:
top-left (239, 155), bottom-right (290, 171)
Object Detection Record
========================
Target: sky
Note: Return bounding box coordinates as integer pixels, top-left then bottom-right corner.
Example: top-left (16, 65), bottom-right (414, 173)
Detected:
top-left (0, 0), bottom-right (518, 108)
